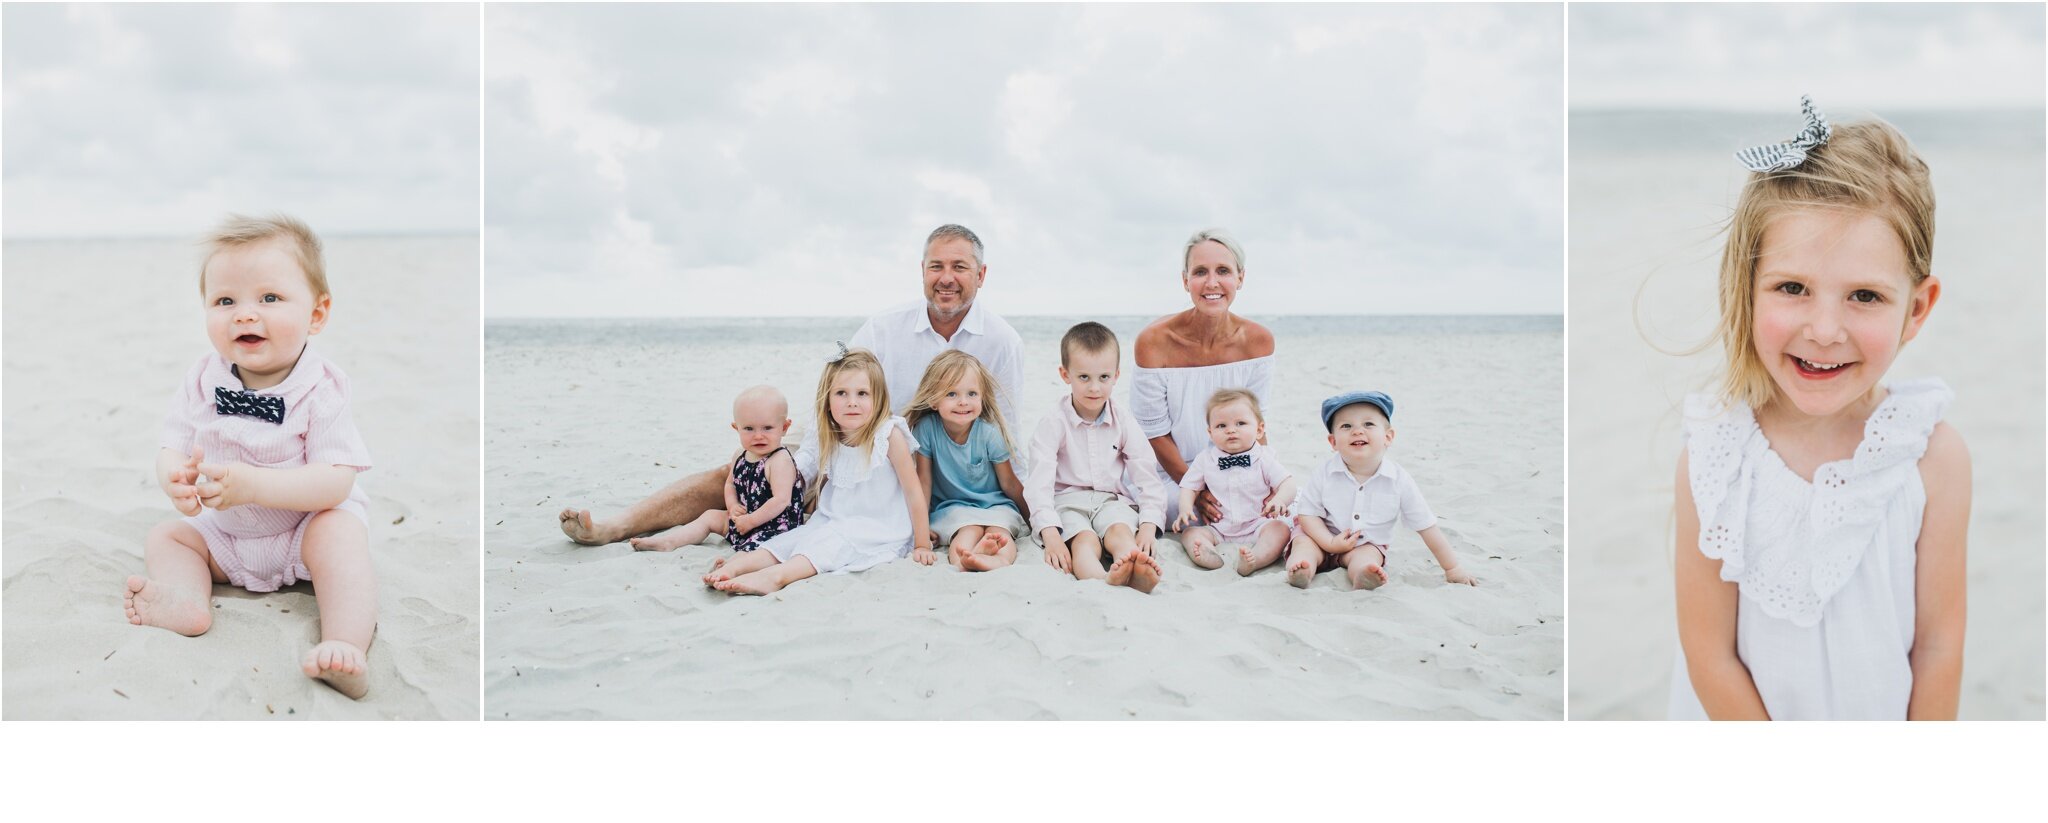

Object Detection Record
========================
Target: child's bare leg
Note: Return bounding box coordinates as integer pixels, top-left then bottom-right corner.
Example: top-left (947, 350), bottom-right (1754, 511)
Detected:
top-left (946, 525), bottom-right (987, 568)
top-left (1236, 520), bottom-right (1291, 577)
top-left (299, 510), bottom-right (377, 700)
top-left (1181, 526), bottom-right (1223, 570)
top-left (125, 520), bottom-right (221, 636)
top-left (704, 549), bottom-right (777, 586)
top-left (1345, 543), bottom-right (1389, 591)
top-left (714, 556), bottom-right (818, 596)
top-left (630, 509), bottom-right (728, 552)
top-left (1101, 524), bottom-right (1158, 593)
top-left (1069, 531), bottom-right (1107, 581)
top-left (961, 528), bottom-right (1016, 571)
top-left (1284, 533), bottom-right (1324, 589)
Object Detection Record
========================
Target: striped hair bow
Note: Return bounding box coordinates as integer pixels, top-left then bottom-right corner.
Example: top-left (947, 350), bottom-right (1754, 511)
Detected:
top-left (1734, 95), bottom-right (1832, 173)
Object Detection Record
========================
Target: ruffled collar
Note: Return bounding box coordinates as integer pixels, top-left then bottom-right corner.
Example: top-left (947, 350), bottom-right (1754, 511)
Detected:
top-left (1684, 378), bottom-right (1952, 626)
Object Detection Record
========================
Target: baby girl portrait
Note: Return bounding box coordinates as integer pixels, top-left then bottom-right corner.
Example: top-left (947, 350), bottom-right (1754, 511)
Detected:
top-left (1567, 3), bottom-right (2045, 720)
top-left (1, 4), bottom-right (482, 720)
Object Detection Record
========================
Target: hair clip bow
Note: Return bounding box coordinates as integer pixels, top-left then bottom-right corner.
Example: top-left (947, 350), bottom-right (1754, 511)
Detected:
top-left (828, 341), bottom-right (850, 363)
top-left (1734, 95), bottom-right (1832, 173)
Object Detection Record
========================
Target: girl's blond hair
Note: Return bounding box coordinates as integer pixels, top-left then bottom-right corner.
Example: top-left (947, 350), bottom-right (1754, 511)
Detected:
top-left (1715, 118), bottom-right (1934, 408)
top-left (904, 350), bottom-right (1017, 456)
top-left (813, 348), bottom-right (892, 472)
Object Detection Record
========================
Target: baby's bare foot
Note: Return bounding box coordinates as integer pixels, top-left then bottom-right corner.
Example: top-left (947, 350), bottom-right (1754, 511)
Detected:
top-left (302, 640), bottom-right (370, 700)
top-left (1350, 562), bottom-right (1389, 591)
top-left (1105, 555), bottom-right (1135, 588)
top-left (1235, 545), bottom-right (1263, 577)
top-left (1129, 552), bottom-right (1162, 594)
top-left (629, 533), bottom-right (684, 552)
top-left (1184, 543), bottom-right (1222, 570)
top-left (123, 575), bottom-right (211, 636)
top-left (1286, 557), bottom-right (1316, 589)
top-left (713, 570), bottom-right (781, 596)
top-left (558, 508), bottom-right (615, 545)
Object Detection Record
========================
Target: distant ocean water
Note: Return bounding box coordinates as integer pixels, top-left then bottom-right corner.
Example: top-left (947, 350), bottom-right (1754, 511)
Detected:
top-left (486, 314), bottom-right (1561, 350)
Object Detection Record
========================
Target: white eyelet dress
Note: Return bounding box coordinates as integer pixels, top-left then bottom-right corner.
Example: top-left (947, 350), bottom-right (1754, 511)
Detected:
top-left (761, 416), bottom-right (920, 574)
top-left (1669, 378), bottom-right (1953, 720)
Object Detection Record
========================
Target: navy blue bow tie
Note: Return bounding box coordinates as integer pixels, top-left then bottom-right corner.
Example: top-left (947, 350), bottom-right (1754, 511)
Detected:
top-left (214, 387), bottom-right (285, 424)
top-left (1218, 453), bottom-right (1251, 470)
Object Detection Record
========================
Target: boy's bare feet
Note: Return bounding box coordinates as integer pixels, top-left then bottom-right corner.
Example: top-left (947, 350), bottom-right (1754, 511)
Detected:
top-left (558, 508), bottom-right (619, 545)
top-left (302, 640), bottom-right (370, 700)
top-left (1349, 561), bottom-right (1389, 591)
top-left (123, 575), bottom-right (210, 636)
top-left (1128, 551), bottom-right (1162, 594)
top-left (712, 570), bottom-right (782, 596)
top-left (1105, 554), bottom-right (1135, 588)
top-left (1286, 556), bottom-right (1317, 589)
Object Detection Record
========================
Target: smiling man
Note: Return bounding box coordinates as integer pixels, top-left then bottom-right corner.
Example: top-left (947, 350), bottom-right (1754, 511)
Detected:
top-left (558, 224), bottom-right (1025, 547)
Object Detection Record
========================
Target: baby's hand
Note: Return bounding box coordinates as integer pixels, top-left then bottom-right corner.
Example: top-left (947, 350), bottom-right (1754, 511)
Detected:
top-left (166, 447), bottom-right (203, 516)
top-left (1328, 529), bottom-right (1362, 552)
top-left (728, 507), bottom-right (751, 534)
top-left (1261, 496), bottom-right (1292, 518)
top-left (194, 460), bottom-right (254, 510)
top-left (1172, 511), bottom-right (1195, 532)
top-left (1444, 565), bottom-right (1477, 587)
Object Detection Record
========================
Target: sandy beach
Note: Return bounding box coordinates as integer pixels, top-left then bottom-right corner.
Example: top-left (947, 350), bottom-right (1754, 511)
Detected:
top-left (1567, 110), bottom-right (2046, 720)
top-left (2, 235), bottom-right (481, 720)
top-left (484, 314), bottom-right (1561, 720)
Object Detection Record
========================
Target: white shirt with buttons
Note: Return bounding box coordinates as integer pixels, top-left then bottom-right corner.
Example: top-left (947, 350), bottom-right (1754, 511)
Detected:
top-left (1290, 454), bottom-right (1436, 545)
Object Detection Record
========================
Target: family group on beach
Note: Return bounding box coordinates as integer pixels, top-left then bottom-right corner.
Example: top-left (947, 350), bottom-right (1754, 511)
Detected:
top-left (557, 225), bottom-right (1480, 597)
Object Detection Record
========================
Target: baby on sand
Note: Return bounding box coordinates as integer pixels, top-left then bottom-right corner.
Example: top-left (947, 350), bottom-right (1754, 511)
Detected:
top-left (124, 215), bottom-right (379, 699)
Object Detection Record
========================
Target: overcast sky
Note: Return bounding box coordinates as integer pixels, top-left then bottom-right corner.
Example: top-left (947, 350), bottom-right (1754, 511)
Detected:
top-left (1572, 3), bottom-right (2045, 111)
top-left (485, 4), bottom-right (1564, 318)
top-left (2, 3), bottom-right (479, 239)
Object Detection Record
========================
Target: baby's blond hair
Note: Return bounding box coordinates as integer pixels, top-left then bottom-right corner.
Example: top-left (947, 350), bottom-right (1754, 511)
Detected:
top-left (904, 350), bottom-right (1017, 456)
top-left (813, 348), bottom-right (891, 472)
top-left (1205, 388), bottom-right (1263, 424)
top-left (199, 213), bottom-right (329, 298)
top-left (1715, 119), bottom-right (1934, 408)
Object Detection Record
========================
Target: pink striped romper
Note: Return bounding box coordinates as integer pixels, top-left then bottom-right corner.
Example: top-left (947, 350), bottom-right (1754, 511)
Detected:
top-left (160, 347), bottom-right (372, 592)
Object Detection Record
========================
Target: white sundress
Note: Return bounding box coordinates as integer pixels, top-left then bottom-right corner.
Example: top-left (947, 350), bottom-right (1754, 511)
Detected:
top-left (1669, 378), bottom-right (1953, 720)
top-left (1129, 355), bottom-right (1275, 523)
top-left (760, 416), bottom-right (919, 574)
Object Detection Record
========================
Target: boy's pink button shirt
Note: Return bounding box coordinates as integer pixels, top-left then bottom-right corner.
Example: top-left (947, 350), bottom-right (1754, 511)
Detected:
top-left (160, 346), bottom-right (373, 537)
top-left (1023, 394), bottom-right (1166, 536)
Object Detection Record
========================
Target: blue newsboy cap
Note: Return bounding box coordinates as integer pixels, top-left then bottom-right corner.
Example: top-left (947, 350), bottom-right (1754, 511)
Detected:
top-left (1320, 391), bottom-right (1395, 429)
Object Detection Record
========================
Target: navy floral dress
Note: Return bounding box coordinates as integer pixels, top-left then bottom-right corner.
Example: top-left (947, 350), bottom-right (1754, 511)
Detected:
top-left (728, 447), bottom-right (805, 551)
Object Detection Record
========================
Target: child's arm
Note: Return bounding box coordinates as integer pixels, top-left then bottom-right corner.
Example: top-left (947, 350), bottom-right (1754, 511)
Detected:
top-left (1174, 488), bottom-right (1200, 532)
top-left (916, 453), bottom-right (941, 546)
top-left (889, 429), bottom-right (935, 565)
top-left (722, 465), bottom-right (750, 533)
top-left (1024, 417), bottom-right (1070, 570)
top-left (737, 452), bottom-right (798, 535)
top-left (1296, 515), bottom-right (1357, 553)
top-left (993, 459), bottom-right (1028, 521)
top-left (1262, 476), bottom-right (1299, 517)
top-left (1672, 451), bottom-right (1771, 720)
top-left (1908, 423), bottom-right (1970, 721)
top-left (194, 460), bottom-right (358, 513)
top-left (1416, 525), bottom-right (1475, 586)
top-left (158, 447), bottom-right (204, 516)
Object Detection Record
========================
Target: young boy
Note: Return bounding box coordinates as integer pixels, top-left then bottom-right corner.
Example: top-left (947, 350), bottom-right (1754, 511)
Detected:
top-left (125, 214), bottom-right (379, 699)
top-left (1023, 322), bottom-right (1167, 593)
top-left (1285, 391), bottom-right (1477, 590)
top-left (1172, 388), bottom-right (1296, 576)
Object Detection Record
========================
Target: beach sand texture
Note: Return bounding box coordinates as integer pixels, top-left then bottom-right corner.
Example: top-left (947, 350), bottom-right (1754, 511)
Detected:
top-left (485, 314), bottom-right (1561, 719)
top-left (2, 236), bottom-right (481, 720)
top-left (1568, 110), bottom-right (2046, 720)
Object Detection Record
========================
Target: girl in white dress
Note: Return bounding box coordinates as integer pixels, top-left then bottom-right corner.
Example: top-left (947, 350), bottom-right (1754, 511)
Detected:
top-left (704, 348), bottom-right (933, 596)
top-left (1671, 98), bottom-right (1969, 720)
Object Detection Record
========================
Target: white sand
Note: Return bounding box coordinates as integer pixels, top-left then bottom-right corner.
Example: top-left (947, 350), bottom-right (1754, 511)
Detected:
top-left (485, 315), bottom-right (1561, 719)
top-left (1567, 111), bottom-right (2046, 719)
top-left (2, 236), bottom-right (480, 720)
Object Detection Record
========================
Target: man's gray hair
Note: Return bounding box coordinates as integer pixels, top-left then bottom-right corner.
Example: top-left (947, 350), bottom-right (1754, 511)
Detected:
top-left (1183, 227), bottom-right (1246, 272)
top-left (925, 224), bottom-right (985, 268)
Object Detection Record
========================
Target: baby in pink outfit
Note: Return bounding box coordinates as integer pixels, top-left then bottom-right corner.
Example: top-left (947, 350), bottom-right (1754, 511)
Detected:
top-left (1172, 388), bottom-right (1296, 576)
top-left (124, 214), bottom-right (379, 700)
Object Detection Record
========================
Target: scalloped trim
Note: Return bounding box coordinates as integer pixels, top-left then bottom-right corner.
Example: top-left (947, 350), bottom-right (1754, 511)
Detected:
top-left (1685, 379), bottom-right (1951, 626)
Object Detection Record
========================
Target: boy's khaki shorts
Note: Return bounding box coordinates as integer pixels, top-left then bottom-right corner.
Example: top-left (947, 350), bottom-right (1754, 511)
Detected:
top-left (1052, 489), bottom-right (1140, 539)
